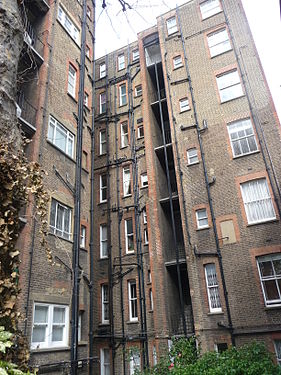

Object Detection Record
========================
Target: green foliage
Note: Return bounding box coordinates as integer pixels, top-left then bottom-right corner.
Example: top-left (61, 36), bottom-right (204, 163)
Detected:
top-left (0, 327), bottom-right (12, 354)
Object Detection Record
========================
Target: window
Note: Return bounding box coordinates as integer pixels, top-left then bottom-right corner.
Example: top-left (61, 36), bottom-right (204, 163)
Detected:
top-left (143, 208), bottom-right (147, 224)
top-left (240, 179), bottom-right (275, 224)
top-left (128, 281), bottom-right (138, 321)
top-left (100, 224), bottom-right (108, 258)
top-left (204, 263), bottom-right (222, 313)
top-left (144, 228), bottom-right (149, 245)
top-left (80, 225), bottom-right (86, 248)
top-left (48, 116), bottom-right (74, 157)
top-left (179, 98), bottom-right (190, 112)
top-left (31, 303), bottom-right (69, 349)
top-left (121, 122), bottom-right (128, 147)
top-left (78, 312), bottom-right (82, 342)
top-left (87, 6), bottom-right (91, 18)
top-left (166, 16), bottom-right (178, 35)
top-left (274, 340), bottom-right (281, 366)
top-left (216, 70), bottom-right (243, 103)
top-left (86, 45), bottom-right (90, 59)
top-left (132, 49), bottom-right (139, 61)
top-left (173, 55), bottom-right (183, 69)
top-left (148, 270), bottom-right (152, 283)
top-left (153, 346), bottom-right (157, 366)
top-left (196, 208), bottom-right (208, 229)
top-left (84, 92), bottom-right (89, 108)
top-left (227, 118), bottom-right (258, 157)
top-left (123, 168), bottom-right (131, 197)
top-left (100, 174), bottom-right (107, 203)
top-left (118, 54), bottom-right (125, 70)
top-left (119, 84), bottom-right (127, 106)
top-left (135, 85), bottom-right (142, 97)
top-left (57, 6), bottom-right (80, 43)
top-left (125, 218), bottom-right (134, 253)
top-left (141, 173), bottom-right (148, 188)
top-left (187, 148), bottom-right (199, 165)
top-left (214, 343), bottom-right (228, 353)
top-left (137, 125), bottom-right (144, 139)
top-left (100, 63), bottom-right (106, 78)
top-left (200, 0), bottom-right (221, 20)
top-left (49, 199), bottom-right (72, 240)
top-left (100, 130), bottom-right (107, 155)
top-left (149, 288), bottom-right (153, 310)
top-left (100, 93), bottom-right (106, 114)
top-left (101, 284), bottom-right (109, 323)
top-left (257, 254), bottom-right (281, 307)
top-left (67, 64), bottom-right (76, 97)
top-left (101, 348), bottom-right (111, 375)
top-left (207, 28), bottom-right (231, 57)
top-left (82, 150), bottom-right (88, 170)
top-left (130, 350), bottom-right (141, 375)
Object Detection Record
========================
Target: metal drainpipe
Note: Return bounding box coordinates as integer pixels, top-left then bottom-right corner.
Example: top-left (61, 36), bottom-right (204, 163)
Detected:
top-left (153, 60), bottom-right (187, 336)
top-left (221, 0), bottom-right (281, 213)
top-left (176, 6), bottom-right (235, 346)
top-left (70, 0), bottom-right (87, 373)
top-left (24, 0), bottom-right (58, 336)
top-left (161, 18), bottom-right (195, 335)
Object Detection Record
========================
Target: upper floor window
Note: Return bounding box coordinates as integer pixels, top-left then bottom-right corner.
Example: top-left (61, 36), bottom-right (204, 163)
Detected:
top-left (196, 208), bottom-right (208, 229)
top-left (48, 116), bottom-right (74, 158)
top-left (31, 303), bottom-right (69, 350)
top-left (100, 63), bottom-right (106, 78)
top-left (118, 54), bottom-right (125, 70)
top-left (227, 119), bottom-right (258, 158)
top-left (80, 225), bottom-right (86, 248)
top-left (137, 125), bottom-right (144, 139)
top-left (100, 224), bottom-right (108, 258)
top-left (67, 64), bottom-right (76, 98)
top-left (240, 178), bottom-right (275, 224)
top-left (216, 69), bottom-right (243, 103)
top-left (58, 6), bottom-right (80, 43)
top-left (121, 122), bottom-right (128, 147)
top-left (125, 218), bottom-right (134, 253)
top-left (100, 129), bottom-right (107, 155)
top-left (128, 280), bottom-right (138, 321)
top-left (200, 0), bottom-right (221, 20)
top-left (49, 198), bottom-right (72, 240)
top-left (141, 173), bottom-right (148, 188)
top-left (100, 348), bottom-right (111, 375)
top-left (173, 55), bottom-right (183, 69)
top-left (101, 284), bottom-right (109, 323)
top-left (123, 167), bottom-right (132, 197)
top-left (166, 16), bottom-right (178, 35)
top-left (100, 174), bottom-right (107, 203)
top-left (187, 148), bottom-right (199, 165)
top-left (135, 85), bottom-right (142, 97)
top-left (257, 254), bottom-right (281, 307)
top-left (87, 6), bottom-right (91, 18)
top-left (143, 208), bottom-right (147, 224)
top-left (144, 228), bottom-right (149, 245)
top-left (84, 92), bottom-right (89, 108)
top-left (100, 93), bottom-right (106, 114)
top-left (132, 49), bottom-right (139, 61)
top-left (86, 45), bottom-right (91, 59)
top-left (179, 98), bottom-right (190, 112)
top-left (119, 84), bottom-right (127, 106)
top-left (207, 28), bottom-right (231, 57)
top-left (204, 263), bottom-right (222, 313)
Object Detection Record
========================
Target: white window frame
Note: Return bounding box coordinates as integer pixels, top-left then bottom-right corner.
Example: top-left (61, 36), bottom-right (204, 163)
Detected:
top-left (121, 122), bottom-right (129, 147)
top-left (207, 28), bottom-right (231, 57)
top-left (100, 174), bottom-right (107, 203)
top-left (49, 198), bottom-right (72, 240)
top-left (200, 0), bottom-right (222, 20)
top-left (78, 312), bottom-right (82, 342)
top-left (119, 84), bottom-right (127, 106)
top-left (86, 45), bottom-right (90, 59)
top-left (48, 116), bottom-right (74, 158)
top-left (101, 284), bottom-right (109, 324)
top-left (179, 98), bottom-right (190, 112)
top-left (100, 63), bottom-right (106, 78)
top-left (149, 288), bottom-right (153, 311)
top-left (216, 70), bottom-right (243, 103)
top-left (173, 55), bottom-right (183, 69)
top-left (196, 208), bottom-right (209, 229)
top-left (128, 281), bottom-right (138, 322)
top-left (100, 348), bottom-right (111, 375)
top-left (67, 64), bottom-right (76, 97)
top-left (84, 92), bottom-right (89, 108)
top-left (57, 6), bottom-right (80, 44)
top-left (141, 173), bottom-right (148, 188)
top-left (187, 148), bottom-right (199, 165)
top-left (257, 254), bottom-right (281, 307)
top-left (153, 346), bottom-right (157, 366)
top-left (31, 303), bottom-right (69, 350)
top-left (144, 228), bottom-right (149, 245)
top-left (87, 6), bottom-right (91, 18)
top-left (118, 54), bottom-right (125, 70)
top-left (166, 16), bottom-right (178, 35)
top-left (125, 218), bottom-right (134, 253)
top-left (240, 178), bottom-right (276, 224)
top-left (135, 85), bottom-right (142, 97)
top-left (227, 118), bottom-right (258, 158)
top-left (80, 225), bottom-right (86, 248)
top-left (274, 340), bottom-right (281, 366)
top-left (132, 49), bottom-right (140, 61)
top-left (137, 125), bottom-right (144, 139)
top-left (143, 208), bottom-right (147, 224)
top-left (123, 167), bottom-right (132, 197)
top-left (99, 129), bottom-right (107, 155)
top-left (100, 224), bottom-right (108, 258)
top-left (100, 93), bottom-right (106, 114)
top-left (204, 263), bottom-right (222, 313)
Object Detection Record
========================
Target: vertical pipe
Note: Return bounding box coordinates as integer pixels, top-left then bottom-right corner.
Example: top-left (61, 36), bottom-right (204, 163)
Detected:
top-left (153, 61), bottom-right (187, 336)
top-left (176, 6), bottom-right (235, 346)
top-left (71, 0), bottom-right (87, 373)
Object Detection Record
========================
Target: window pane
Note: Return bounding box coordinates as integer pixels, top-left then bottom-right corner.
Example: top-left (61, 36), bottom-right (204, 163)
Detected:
top-left (126, 219), bottom-right (133, 233)
top-left (55, 126), bottom-right (67, 152)
top-left (32, 326), bottom-right (46, 343)
top-left (197, 209), bottom-right (207, 219)
top-left (34, 306), bottom-right (48, 323)
top-left (52, 326), bottom-right (63, 342)
top-left (263, 280), bottom-right (280, 301)
top-left (273, 259), bottom-right (281, 275)
top-left (53, 307), bottom-right (65, 323)
top-left (205, 264), bottom-right (218, 286)
top-left (259, 261), bottom-right (274, 277)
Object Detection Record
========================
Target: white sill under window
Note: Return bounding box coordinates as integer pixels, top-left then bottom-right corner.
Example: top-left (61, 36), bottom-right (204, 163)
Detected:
top-left (232, 150), bottom-right (259, 159)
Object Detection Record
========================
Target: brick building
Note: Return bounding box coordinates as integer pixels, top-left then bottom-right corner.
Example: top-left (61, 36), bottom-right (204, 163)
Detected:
top-left (16, 0), bottom-right (281, 374)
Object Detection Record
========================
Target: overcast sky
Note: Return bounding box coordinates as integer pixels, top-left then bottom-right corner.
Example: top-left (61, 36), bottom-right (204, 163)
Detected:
top-left (95, 0), bottom-right (281, 121)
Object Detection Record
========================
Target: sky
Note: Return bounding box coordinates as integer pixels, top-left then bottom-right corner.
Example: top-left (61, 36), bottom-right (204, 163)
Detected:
top-left (95, 0), bottom-right (281, 121)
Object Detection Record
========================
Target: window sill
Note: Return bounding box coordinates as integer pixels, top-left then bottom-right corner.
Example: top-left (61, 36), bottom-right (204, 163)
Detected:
top-left (120, 145), bottom-right (129, 150)
top-left (99, 323), bottom-right (110, 327)
top-left (99, 257), bottom-right (109, 261)
top-left (137, 136), bottom-right (144, 140)
top-left (196, 226), bottom-right (210, 231)
top-left (187, 162), bottom-right (199, 167)
top-left (80, 246), bottom-right (88, 252)
top-left (118, 68), bottom-right (126, 72)
top-left (180, 108), bottom-right (191, 114)
top-left (125, 251), bottom-right (135, 256)
top-left (246, 218), bottom-right (278, 227)
top-left (140, 185), bottom-right (148, 190)
top-left (149, 310), bottom-right (154, 313)
top-left (46, 140), bottom-right (75, 163)
top-left (210, 49), bottom-right (232, 59)
top-left (82, 167), bottom-right (89, 174)
top-left (98, 201), bottom-right (107, 205)
top-left (122, 194), bottom-right (132, 199)
top-left (126, 320), bottom-right (139, 324)
top-left (166, 32), bottom-right (179, 41)
top-left (232, 150), bottom-right (260, 159)
top-left (119, 104), bottom-right (127, 108)
top-left (67, 92), bottom-right (78, 103)
top-left (264, 305), bottom-right (281, 311)
top-left (220, 94), bottom-right (245, 104)
top-left (173, 65), bottom-right (183, 71)
top-left (78, 341), bottom-right (88, 346)
top-left (201, 10), bottom-right (223, 21)
top-left (207, 311), bottom-right (224, 316)
top-left (31, 346), bottom-right (70, 353)
top-left (48, 232), bottom-right (73, 244)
